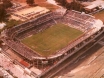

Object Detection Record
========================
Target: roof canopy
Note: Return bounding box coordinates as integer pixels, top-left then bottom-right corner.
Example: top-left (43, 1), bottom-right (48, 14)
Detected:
top-left (84, 4), bottom-right (98, 10)
top-left (0, 23), bottom-right (6, 29)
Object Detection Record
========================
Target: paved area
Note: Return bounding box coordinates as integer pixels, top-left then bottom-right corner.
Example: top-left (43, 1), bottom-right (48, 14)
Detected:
top-left (0, 52), bottom-right (35, 78)
top-left (56, 44), bottom-right (104, 78)
top-left (0, 67), bottom-right (13, 78)
top-left (30, 67), bottom-right (42, 75)
top-left (6, 49), bottom-right (22, 61)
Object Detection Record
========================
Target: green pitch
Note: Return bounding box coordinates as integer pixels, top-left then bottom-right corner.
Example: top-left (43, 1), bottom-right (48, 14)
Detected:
top-left (22, 23), bottom-right (83, 57)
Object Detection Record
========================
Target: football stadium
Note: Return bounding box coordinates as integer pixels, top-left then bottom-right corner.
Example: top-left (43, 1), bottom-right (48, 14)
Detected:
top-left (1, 9), bottom-right (104, 67)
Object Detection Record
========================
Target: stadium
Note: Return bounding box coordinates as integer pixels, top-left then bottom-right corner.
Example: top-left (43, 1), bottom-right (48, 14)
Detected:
top-left (1, 9), bottom-right (104, 67)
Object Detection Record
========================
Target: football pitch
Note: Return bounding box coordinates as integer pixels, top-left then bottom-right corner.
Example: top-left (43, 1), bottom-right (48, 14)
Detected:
top-left (22, 23), bottom-right (83, 57)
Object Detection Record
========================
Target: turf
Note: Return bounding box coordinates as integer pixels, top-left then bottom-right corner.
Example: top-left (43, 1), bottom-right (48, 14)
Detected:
top-left (22, 23), bottom-right (83, 57)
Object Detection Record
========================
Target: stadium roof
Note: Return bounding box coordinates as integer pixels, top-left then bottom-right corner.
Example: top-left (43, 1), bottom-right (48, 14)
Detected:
top-left (84, 4), bottom-right (97, 10)
top-left (0, 23), bottom-right (6, 29)
top-left (47, 0), bottom-right (57, 5)
top-left (84, 0), bottom-right (104, 10)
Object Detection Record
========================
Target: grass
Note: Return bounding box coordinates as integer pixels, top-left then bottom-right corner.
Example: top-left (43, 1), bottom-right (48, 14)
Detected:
top-left (94, 10), bottom-right (104, 22)
top-left (22, 23), bottom-right (83, 57)
top-left (0, 19), bottom-right (22, 32)
top-left (6, 19), bottom-right (22, 28)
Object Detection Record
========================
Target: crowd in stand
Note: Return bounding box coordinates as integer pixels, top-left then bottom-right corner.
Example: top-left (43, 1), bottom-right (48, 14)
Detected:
top-left (16, 19), bottom-right (56, 39)
top-left (63, 10), bottom-right (96, 32)
top-left (54, 10), bottom-right (98, 55)
top-left (1, 10), bottom-right (99, 61)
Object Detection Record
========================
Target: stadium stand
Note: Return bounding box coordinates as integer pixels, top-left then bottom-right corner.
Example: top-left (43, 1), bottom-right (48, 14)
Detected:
top-left (1, 10), bottom-right (103, 67)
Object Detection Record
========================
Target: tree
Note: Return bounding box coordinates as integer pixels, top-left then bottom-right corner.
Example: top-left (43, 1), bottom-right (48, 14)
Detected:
top-left (0, 76), bottom-right (3, 78)
top-left (55, 0), bottom-right (67, 7)
top-left (55, 0), bottom-right (84, 12)
top-left (2, 0), bottom-right (13, 9)
top-left (69, 0), bottom-right (84, 11)
top-left (26, 0), bottom-right (35, 6)
top-left (0, 4), bottom-right (10, 22)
